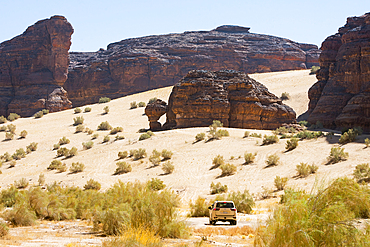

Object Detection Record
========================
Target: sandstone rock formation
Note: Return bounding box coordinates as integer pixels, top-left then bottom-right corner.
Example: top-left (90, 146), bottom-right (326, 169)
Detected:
top-left (0, 15), bottom-right (73, 117)
top-left (307, 13), bottom-right (370, 131)
top-left (151, 70), bottom-right (296, 130)
top-left (144, 99), bottom-right (168, 130)
top-left (66, 25), bottom-right (320, 107)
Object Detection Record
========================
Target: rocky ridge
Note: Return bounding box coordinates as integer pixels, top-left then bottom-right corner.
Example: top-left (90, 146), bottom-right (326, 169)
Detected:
top-left (145, 70), bottom-right (296, 130)
top-left (307, 12), bottom-right (370, 131)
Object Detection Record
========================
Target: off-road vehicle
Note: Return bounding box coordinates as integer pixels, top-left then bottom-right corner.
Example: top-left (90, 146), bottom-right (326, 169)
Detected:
top-left (208, 200), bottom-right (237, 225)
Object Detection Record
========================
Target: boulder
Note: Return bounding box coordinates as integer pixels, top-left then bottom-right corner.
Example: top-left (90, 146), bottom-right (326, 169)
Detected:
top-left (307, 13), bottom-right (370, 131)
top-left (144, 99), bottom-right (168, 130)
top-left (162, 70), bottom-right (296, 130)
top-left (0, 15), bottom-right (73, 117)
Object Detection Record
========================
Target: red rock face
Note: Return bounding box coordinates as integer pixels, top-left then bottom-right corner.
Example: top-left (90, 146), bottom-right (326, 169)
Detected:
top-left (307, 13), bottom-right (370, 131)
top-left (66, 26), bottom-right (320, 107)
top-left (0, 16), bottom-right (73, 117)
top-left (162, 70), bottom-right (296, 130)
top-left (144, 99), bottom-right (168, 130)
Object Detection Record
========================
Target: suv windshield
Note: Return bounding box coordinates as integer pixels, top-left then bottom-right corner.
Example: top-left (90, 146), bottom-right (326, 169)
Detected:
top-left (216, 202), bottom-right (234, 208)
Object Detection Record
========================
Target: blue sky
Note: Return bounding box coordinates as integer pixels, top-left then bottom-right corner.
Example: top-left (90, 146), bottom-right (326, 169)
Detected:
top-left (1, 0), bottom-right (368, 52)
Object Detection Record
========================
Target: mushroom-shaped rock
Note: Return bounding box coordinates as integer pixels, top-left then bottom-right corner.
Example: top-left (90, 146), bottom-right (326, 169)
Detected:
top-left (145, 99), bottom-right (168, 130)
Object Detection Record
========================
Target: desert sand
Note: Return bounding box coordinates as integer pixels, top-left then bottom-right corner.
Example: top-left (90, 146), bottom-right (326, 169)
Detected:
top-left (0, 69), bottom-right (368, 206)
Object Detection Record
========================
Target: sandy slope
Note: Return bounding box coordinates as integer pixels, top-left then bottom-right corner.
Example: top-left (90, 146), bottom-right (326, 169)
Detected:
top-left (0, 69), bottom-right (368, 205)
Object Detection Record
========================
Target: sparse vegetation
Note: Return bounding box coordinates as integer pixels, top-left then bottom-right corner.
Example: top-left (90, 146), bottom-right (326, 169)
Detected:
top-left (110, 126), bottom-right (123, 135)
top-left (48, 160), bottom-right (62, 170)
top-left (118, 151), bottom-right (128, 159)
top-left (70, 162), bottom-right (85, 173)
top-left (74, 107), bottom-right (82, 114)
top-left (12, 148), bottom-right (26, 160)
top-left (38, 173), bottom-right (45, 186)
top-left (1, 152), bottom-right (12, 162)
top-left (147, 178), bottom-right (165, 191)
top-left (0, 125), bottom-right (6, 131)
top-left (0, 116), bottom-right (7, 124)
top-left (130, 101), bottom-right (138, 109)
top-left (9, 160), bottom-right (16, 168)
top-left (84, 179), bottom-right (101, 190)
top-left (274, 176), bottom-right (288, 191)
top-left (250, 133), bottom-right (262, 138)
top-left (210, 182), bottom-right (228, 194)
top-left (161, 149), bottom-right (173, 160)
top-left (5, 132), bottom-right (14, 140)
top-left (14, 178), bottom-right (29, 189)
top-left (208, 120), bottom-right (225, 140)
top-left (139, 131), bottom-right (153, 141)
top-left (99, 97), bottom-right (111, 103)
top-left (219, 163), bottom-right (237, 176)
top-left (138, 101), bottom-right (146, 107)
top-left (33, 110), bottom-right (44, 118)
top-left (244, 152), bottom-right (256, 164)
top-left (133, 148), bottom-right (147, 160)
top-left (53, 143), bottom-right (60, 150)
top-left (82, 141), bottom-right (94, 150)
top-left (7, 124), bottom-right (16, 133)
top-left (299, 120), bottom-right (309, 127)
top-left (26, 142), bottom-right (38, 153)
top-left (212, 155), bottom-right (225, 169)
top-left (103, 135), bottom-right (110, 143)
top-left (20, 130), bottom-right (27, 138)
top-left (98, 121), bottom-right (113, 130)
top-left (285, 138), bottom-right (298, 151)
top-left (7, 113), bottom-right (20, 122)
top-left (327, 147), bottom-right (348, 164)
top-left (310, 65), bottom-right (320, 74)
top-left (262, 135), bottom-right (279, 145)
top-left (266, 154), bottom-right (280, 167)
top-left (189, 196), bottom-right (209, 217)
top-left (365, 138), bottom-right (370, 148)
top-left (148, 97), bottom-right (157, 104)
top-left (243, 131), bottom-right (250, 138)
top-left (0, 221), bottom-right (9, 237)
top-left (84, 107), bottom-right (91, 112)
top-left (195, 132), bottom-right (205, 142)
top-left (339, 128), bottom-right (360, 144)
top-left (162, 161), bottom-right (174, 174)
top-left (73, 116), bottom-right (84, 126)
top-left (42, 109), bottom-right (49, 115)
top-left (103, 105), bottom-right (109, 114)
top-left (294, 130), bottom-right (324, 140)
top-left (92, 133), bottom-right (99, 139)
top-left (85, 127), bottom-right (94, 135)
top-left (75, 124), bottom-right (84, 133)
top-left (57, 163), bottom-right (67, 173)
top-left (353, 163), bottom-right (370, 182)
top-left (280, 92), bottom-right (290, 100)
top-left (114, 161), bottom-right (132, 175)
top-left (59, 136), bottom-right (70, 145)
top-left (115, 135), bottom-right (125, 141)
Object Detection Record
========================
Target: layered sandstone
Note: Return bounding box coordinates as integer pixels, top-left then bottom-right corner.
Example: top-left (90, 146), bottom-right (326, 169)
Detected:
top-left (0, 16), bottom-right (73, 117)
top-left (66, 26), bottom-right (320, 107)
top-left (151, 70), bottom-right (296, 130)
top-left (307, 12), bottom-right (370, 131)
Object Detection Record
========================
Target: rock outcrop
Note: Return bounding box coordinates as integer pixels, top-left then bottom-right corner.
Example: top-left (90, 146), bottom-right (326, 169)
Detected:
top-left (307, 13), bottom-right (370, 131)
top-left (0, 15), bottom-right (73, 117)
top-left (144, 99), bottom-right (168, 130)
top-left (149, 70), bottom-right (296, 130)
top-left (66, 25), bottom-right (320, 107)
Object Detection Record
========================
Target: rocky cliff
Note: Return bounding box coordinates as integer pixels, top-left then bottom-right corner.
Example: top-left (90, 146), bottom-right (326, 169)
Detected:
top-left (307, 13), bottom-right (370, 131)
top-left (66, 25), bottom-right (320, 107)
top-left (145, 70), bottom-right (296, 130)
top-left (0, 16), bottom-right (73, 117)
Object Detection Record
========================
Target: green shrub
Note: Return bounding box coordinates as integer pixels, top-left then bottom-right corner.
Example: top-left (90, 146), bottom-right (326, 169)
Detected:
top-left (219, 163), bottom-right (237, 176)
top-left (12, 148), bottom-right (26, 160)
top-left (3, 203), bottom-right (36, 226)
top-left (0, 221), bottom-right (9, 237)
top-left (14, 178), bottom-right (29, 189)
top-left (161, 149), bottom-right (173, 160)
top-left (38, 173), bottom-right (45, 186)
top-left (147, 178), bottom-right (165, 191)
top-left (70, 162), bottom-right (85, 173)
top-left (212, 155), bottom-right (224, 169)
top-left (266, 154), bottom-right (280, 167)
top-left (115, 135), bottom-right (125, 141)
top-left (7, 124), bottom-right (16, 133)
top-left (0, 125), bottom-right (6, 131)
top-left (103, 135), bottom-right (110, 143)
top-left (75, 124), bottom-right (84, 133)
top-left (48, 160), bottom-right (62, 170)
top-left (299, 120), bottom-right (309, 127)
top-left (339, 128), bottom-right (359, 144)
top-left (139, 132), bottom-right (151, 141)
top-left (274, 176), bottom-right (288, 191)
top-left (309, 164), bottom-right (319, 174)
top-left (280, 92), bottom-right (290, 100)
top-left (9, 160), bottom-right (16, 168)
top-left (82, 141), bottom-right (94, 150)
top-left (130, 101), bottom-right (138, 109)
top-left (73, 116), bottom-right (84, 126)
top-left (57, 163), bottom-right (67, 173)
top-left (262, 135), bottom-right (279, 145)
top-left (208, 120), bottom-right (224, 140)
top-left (59, 136), bottom-right (70, 145)
top-left (162, 161), bottom-right (174, 174)
top-left (33, 111), bottom-right (43, 118)
top-left (294, 130), bottom-right (324, 140)
top-left (115, 161), bottom-right (132, 175)
top-left (84, 107), bottom-right (91, 112)
top-left (26, 142), bottom-right (38, 153)
top-left (365, 138), bottom-right (370, 148)
top-left (285, 138), bottom-right (298, 151)
top-left (134, 148), bottom-right (146, 160)
top-left (189, 196), bottom-right (209, 217)
top-left (226, 190), bottom-right (255, 214)
top-left (92, 133), bottom-right (99, 139)
top-left (243, 131), bottom-right (250, 138)
top-left (103, 106), bottom-right (109, 114)
top-left (1, 152), bottom-right (12, 162)
top-left (244, 152), bottom-right (256, 164)
top-left (147, 131), bottom-right (154, 137)
top-left (42, 109), bottom-right (49, 115)
top-left (67, 147), bottom-right (78, 157)
top-left (98, 121), bottom-right (113, 130)
top-left (74, 107), bottom-right (82, 114)
top-left (148, 97), bottom-right (157, 104)
top-left (53, 143), bottom-right (60, 150)
top-left (57, 147), bottom-right (69, 157)
top-left (7, 113), bottom-right (20, 122)
top-left (20, 130), bottom-right (28, 138)
top-left (310, 65), bottom-right (320, 74)
top-left (255, 177), bottom-right (370, 246)
top-left (195, 132), bottom-right (205, 142)
top-left (138, 102), bottom-right (146, 107)
top-left (273, 127), bottom-right (296, 135)
top-left (118, 151), bottom-right (128, 159)
top-left (84, 127), bottom-right (93, 135)
top-left (5, 132), bottom-right (14, 140)
top-left (210, 182), bottom-right (228, 194)
top-left (0, 116), bottom-right (7, 124)
top-left (84, 179), bottom-right (101, 190)
top-left (99, 97), bottom-right (111, 103)
top-left (327, 147), bottom-right (348, 164)
top-left (110, 126), bottom-right (123, 135)
top-left (149, 155), bottom-right (161, 166)
top-left (353, 163), bottom-right (370, 182)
